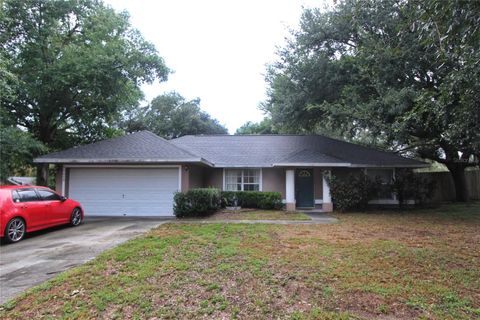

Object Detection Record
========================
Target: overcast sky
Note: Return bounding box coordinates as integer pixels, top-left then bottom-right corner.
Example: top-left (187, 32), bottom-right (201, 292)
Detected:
top-left (104, 0), bottom-right (328, 133)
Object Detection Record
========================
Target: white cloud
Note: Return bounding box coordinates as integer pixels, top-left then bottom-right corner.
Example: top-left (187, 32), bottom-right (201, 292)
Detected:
top-left (104, 0), bottom-right (327, 133)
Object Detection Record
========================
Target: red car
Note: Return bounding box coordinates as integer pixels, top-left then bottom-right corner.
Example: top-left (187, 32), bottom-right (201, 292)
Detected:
top-left (0, 186), bottom-right (84, 243)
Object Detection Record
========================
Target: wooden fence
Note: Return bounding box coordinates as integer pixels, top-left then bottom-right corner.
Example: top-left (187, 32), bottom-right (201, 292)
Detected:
top-left (416, 170), bottom-right (480, 202)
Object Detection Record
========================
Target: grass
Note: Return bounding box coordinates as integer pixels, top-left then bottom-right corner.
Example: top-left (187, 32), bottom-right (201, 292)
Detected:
top-left (208, 209), bottom-right (312, 221)
top-left (1, 202), bottom-right (479, 319)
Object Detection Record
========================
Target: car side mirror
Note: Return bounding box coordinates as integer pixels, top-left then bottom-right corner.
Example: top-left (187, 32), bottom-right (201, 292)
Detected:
top-left (60, 196), bottom-right (67, 202)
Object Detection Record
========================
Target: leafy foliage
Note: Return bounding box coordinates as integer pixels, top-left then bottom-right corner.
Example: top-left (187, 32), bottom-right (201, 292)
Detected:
top-left (0, 0), bottom-right (170, 149)
top-left (328, 173), bottom-right (378, 212)
top-left (122, 92), bottom-right (227, 139)
top-left (173, 188), bottom-right (221, 218)
top-left (0, 126), bottom-right (46, 183)
top-left (0, 52), bottom-right (46, 182)
top-left (392, 169), bottom-right (436, 208)
top-left (264, 0), bottom-right (480, 201)
top-left (235, 118), bottom-right (277, 135)
top-left (221, 191), bottom-right (283, 210)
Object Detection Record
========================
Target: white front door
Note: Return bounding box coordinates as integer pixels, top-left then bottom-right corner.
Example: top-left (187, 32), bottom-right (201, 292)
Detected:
top-left (68, 167), bottom-right (180, 217)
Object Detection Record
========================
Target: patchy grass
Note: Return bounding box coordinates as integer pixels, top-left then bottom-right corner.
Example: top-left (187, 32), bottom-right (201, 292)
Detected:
top-left (208, 209), bottom-right (312, 221)
top-left (1, 202), bottom-right (479, 319)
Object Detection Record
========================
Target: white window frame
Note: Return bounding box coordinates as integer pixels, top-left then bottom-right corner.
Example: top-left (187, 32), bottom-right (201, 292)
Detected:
top-left (223, 168), bottom-right (262, 191)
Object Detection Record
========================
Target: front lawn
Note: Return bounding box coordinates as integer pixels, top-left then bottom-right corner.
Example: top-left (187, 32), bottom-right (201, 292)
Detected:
top-left (208, 209), bottom-right (312, 221)
top-left (2, 202), bottom-right (479, 319)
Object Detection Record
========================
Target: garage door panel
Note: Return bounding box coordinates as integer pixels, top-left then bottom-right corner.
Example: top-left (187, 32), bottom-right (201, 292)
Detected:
top-left (68, 168), bottom-right (179, 216)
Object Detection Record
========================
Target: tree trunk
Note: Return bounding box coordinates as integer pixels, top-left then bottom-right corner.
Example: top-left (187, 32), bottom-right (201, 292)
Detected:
top-left (446, 163), bottom-right (469, 202)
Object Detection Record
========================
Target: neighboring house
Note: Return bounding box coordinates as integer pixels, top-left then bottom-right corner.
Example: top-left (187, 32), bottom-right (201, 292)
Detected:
top-left (34, 131), bottom-right (427, 217)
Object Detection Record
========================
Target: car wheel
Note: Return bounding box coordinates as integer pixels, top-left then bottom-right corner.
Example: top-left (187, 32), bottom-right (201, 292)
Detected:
top-left (70, 207), bottom-right (83, 226)
top-left (5, 217), bottom-right (26, 243)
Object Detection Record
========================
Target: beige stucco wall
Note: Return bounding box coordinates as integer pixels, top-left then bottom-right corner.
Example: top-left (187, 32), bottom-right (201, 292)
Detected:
top-left (181, 164), bottom-right (189, 192)
top-left (55, 166), bottom-right (62, 193)
top-left (313, 168), bottom-right (323, 200)
top-left (204, 168), bottom-right (223, 189)
top-left (262, 168), bottom-right (286, 198)
top-left (187, 164), bottom-right (207, 189)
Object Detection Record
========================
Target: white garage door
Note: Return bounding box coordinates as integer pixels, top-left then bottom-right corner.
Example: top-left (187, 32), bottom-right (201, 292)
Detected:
top-left (68, 167), bottom-right (180, 217)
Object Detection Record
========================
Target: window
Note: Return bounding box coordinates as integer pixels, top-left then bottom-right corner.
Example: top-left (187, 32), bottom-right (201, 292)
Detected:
top-left (17, 189), bottom-right (40, 202)
top-left (225, 169), bottom-right (261, 191)
top-left (11, 190), bottom-right (20, 203)
top-left (37, 189), bottom-right (62, 201)
top-left (366, 169), bottom-right (394, 199)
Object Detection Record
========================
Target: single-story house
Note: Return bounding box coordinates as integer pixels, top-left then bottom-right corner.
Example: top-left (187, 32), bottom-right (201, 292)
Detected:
top-left (34, 131), bottom-right (427, 217)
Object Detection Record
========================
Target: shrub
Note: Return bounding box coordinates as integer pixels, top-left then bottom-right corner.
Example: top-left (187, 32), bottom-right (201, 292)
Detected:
top-left (328, 173), bottom-right (378, 212)
top-left (173, 188), bottom-right (221, 218)
top-left (221, 191), bottom-right (283, 210)
top-left (391, 169), bottom-right (436, 208)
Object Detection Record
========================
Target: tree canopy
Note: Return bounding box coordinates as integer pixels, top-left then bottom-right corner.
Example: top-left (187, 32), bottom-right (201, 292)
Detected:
top-left (235, 118), bottom-right (277, 135)
top-left (264, 0), bottom-right (480, 201)
top-left (0, 0), bottom-right (170, 150)
top-left (0, 53), bottom-right (46, 182)
top-left (122, 92), bottom-right (228, 139)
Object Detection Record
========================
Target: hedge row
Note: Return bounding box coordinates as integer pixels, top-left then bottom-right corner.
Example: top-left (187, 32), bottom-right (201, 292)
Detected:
top-left (221, 191), bottom-right (282, 210)
top-left (173, 188), bottom-right (221, 218)
top-left (173, 189), bottom-right (283, 217)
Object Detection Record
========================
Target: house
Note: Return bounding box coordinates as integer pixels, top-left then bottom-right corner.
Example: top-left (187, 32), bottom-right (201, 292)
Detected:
top-left (34, 131), bottom-right (427, 216)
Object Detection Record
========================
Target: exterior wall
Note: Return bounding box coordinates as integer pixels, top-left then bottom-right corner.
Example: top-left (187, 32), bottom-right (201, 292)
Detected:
top-left (188, 164), bottom-right (205, 189)
top-left (204, 168), bottom-right (223, 189)
top-left (313, 168), bottom-right (323, 200)
top-left (65, 169), bottom-right (70, 196)
top-left (262, 168), bottom-right (286, 197)
top-left (181, 164), bottom-right (189, 192)
top-left (55, 166), bottom-right (62, 193)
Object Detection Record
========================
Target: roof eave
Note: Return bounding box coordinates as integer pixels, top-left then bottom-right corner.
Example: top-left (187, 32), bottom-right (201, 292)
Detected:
top-left (33, 158), bottom-right (214, 166)
top-left (272, 162), bottom-right (352, 167)
top-left (349, 163), bottom-right (430, 168)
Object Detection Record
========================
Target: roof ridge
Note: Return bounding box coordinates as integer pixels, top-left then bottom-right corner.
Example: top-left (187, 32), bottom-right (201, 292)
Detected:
top-left (36, 131), bottom-right (145, 157)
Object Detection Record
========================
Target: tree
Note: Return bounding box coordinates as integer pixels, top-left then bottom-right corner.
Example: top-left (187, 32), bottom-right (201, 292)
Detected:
top-left (235, 118), bottom-right (277, 135)
top-left (264, 0), bottom-right (480, 201)
top-left (0, 53), bottom-right (45, 183)
top-left (122, 92), bottom-right (228, 138)
top-left (1, 0), bottom-right (170, 184)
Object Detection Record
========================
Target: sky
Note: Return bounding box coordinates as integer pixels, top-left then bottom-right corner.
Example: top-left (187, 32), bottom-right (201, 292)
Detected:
top-left (104, 0), bottom-right (329, 133)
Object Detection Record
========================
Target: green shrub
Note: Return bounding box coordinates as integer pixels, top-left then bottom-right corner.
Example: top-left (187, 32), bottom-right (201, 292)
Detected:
top-left (328, 173), bottom-right (378, 212)
top-left (221, 191), bottom-right (283, 209)
top-left (392, 169), bottom-right (436, 208)
top-left (173, 188), bottom-right (221, 218)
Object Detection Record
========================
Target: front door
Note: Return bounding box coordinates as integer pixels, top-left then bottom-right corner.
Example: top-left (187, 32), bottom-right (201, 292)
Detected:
top-left (295, 169), bottom-right (314, 207)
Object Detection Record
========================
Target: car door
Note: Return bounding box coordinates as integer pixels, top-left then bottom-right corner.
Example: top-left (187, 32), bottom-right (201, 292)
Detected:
top-left (36, 189), bottom-right (68, 224)
top-left (16, 188), bottom-right (47, 230)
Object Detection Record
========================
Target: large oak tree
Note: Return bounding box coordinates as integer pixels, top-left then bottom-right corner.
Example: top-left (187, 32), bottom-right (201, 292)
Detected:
top-left (1, 0), bottom-right (170, 183)
top-left (264, 0), bottom-right (480, 201)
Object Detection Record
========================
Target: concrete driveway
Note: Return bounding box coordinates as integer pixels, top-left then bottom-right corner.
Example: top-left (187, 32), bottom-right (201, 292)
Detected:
top-left (0, 217), bottom-right (170, 304)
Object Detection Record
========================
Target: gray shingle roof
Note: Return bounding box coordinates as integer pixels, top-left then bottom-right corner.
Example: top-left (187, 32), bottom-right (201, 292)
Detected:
top-left (34, 131), bottom-right (208, 164)
top-left (35, 131), bottom-right (427, 168)
top-left (276, 149), bottom-right (351, 166)
top-left (171, 134), bottom-right (427, 168)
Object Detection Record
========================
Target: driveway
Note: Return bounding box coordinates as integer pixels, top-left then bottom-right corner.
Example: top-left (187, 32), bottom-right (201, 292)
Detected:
top-left (0, 217), bottom-right (170, 304)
